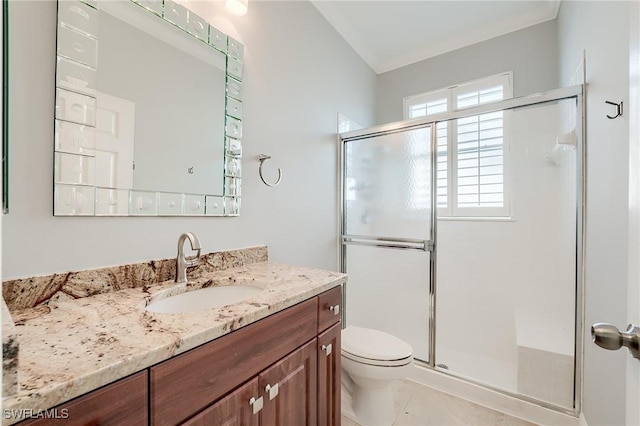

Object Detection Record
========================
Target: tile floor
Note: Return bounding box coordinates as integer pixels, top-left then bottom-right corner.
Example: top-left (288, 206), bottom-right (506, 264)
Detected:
top-left (341, 379), bottom-right (539, 426)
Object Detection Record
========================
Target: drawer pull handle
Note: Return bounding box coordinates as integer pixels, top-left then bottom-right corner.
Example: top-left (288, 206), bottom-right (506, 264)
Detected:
top-left (265, 383), bottom-right (279, 400)
top-left (322, 343), bottom-right (333, 356)
top-left (329, 305), bottom-right (340, 316)
top-left (249, 396), bottom-right (264, 414)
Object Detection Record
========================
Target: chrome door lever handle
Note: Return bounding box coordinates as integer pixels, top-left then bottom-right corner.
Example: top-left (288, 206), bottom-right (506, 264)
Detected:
top-left (591, 323), bottom-right (640, 360)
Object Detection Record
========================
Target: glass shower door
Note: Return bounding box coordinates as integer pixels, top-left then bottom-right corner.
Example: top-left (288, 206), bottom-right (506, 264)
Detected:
top-left (341, 125), bottom-right (434, 362)
top-left (434, 98), bottom-right (579, 410)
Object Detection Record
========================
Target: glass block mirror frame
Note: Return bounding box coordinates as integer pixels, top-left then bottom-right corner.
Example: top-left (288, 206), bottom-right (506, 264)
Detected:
top-left (53, 0), bottom-right (244, 216)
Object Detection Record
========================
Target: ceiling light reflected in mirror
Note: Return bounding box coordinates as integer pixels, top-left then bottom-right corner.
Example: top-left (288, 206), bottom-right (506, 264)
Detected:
top-left (226, 0), bottom-right (248, 16)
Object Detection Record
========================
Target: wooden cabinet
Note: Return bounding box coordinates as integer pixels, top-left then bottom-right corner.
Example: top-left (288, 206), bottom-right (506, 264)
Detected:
top-left (317, 285), bottom-right (342, 426)
top-left (318, 323), bottom-right (341, 426)
top-left (159, 287), bottom-right (342, 426)
top-left (18, 371), bottom-right (148, 426)
top-left (183, 340), bottom-right (319, 426)
top-left (150, 298), bottom-right (318, 426)
top-left (160, 286), bottom-right (342, 426)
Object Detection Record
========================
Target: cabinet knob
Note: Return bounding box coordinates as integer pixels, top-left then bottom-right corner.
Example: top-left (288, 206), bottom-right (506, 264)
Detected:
top-left (265, 383), bottom-right (279, 400)
top-left (329, 305), bottom-right (340, 316)
top-left (249, 396), bottom-right (264, 414)
top-left (321, 343), bottom-right (333, 356)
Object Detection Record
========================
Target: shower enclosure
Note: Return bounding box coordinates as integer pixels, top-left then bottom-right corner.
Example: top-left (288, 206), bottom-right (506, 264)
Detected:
top-left (339, 86), bottom-right (584, 415)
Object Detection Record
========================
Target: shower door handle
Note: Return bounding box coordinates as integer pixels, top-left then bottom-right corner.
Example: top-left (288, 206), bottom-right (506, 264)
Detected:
top-left (342, 234), bottom-right (431, 251)
top-left (591, 323), bottom-right (640, 360)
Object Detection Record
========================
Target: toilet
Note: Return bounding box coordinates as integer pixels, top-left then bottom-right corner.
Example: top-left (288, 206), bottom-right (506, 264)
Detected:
top-left (341, 325), bottom-right (414, 426)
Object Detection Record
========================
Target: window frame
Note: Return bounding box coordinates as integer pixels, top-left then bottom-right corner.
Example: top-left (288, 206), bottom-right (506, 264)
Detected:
top-left (403, 72), bottom-right (513, 219)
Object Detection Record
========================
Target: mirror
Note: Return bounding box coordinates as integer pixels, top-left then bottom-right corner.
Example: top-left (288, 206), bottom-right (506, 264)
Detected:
top-left (53, 0), bottom-right (244, 216)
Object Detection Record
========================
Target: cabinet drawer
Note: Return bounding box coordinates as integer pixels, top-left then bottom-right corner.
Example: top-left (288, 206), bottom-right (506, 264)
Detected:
top-left (318, 286), bottom-right (342, 333)
top-left (150, 297), bottom-right (318, 426)
top-left (19, 371), bottom-right (148, 425)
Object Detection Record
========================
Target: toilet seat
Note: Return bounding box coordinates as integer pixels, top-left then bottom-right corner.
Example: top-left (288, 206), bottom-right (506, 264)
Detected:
top-left (342, 325), bottom-right (413, 367)
top-left (342, 351), bottom-right (412, 367)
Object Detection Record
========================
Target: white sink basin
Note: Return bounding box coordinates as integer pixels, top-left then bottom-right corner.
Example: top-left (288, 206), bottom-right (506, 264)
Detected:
top-left (145, 285), bottom-right (264, 314)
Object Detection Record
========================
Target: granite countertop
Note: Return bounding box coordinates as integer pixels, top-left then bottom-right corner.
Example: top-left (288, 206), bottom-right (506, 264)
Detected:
top-left (2, 261), bottom-right (346, 423)
top-left (2, 299), bottom-right (19, 398)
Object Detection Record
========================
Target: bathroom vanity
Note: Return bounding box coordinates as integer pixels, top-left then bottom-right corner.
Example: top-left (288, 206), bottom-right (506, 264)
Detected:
top-left (2, 248), bottom-right (344, 426)
top-left (151, 287), bottom-right (342, 426)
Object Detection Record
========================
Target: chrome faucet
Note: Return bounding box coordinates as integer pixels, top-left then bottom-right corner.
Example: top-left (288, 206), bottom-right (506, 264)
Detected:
top-left (175, 232), bottom-right (202, 283)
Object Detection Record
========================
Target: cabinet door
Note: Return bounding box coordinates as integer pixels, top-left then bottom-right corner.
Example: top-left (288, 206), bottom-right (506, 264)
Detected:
top-left (318, 323), bottom-right (341, 426)
top-left (260, 339), bottom-right (317, 426)
top-left (181, 378), bottom-right (260, 426)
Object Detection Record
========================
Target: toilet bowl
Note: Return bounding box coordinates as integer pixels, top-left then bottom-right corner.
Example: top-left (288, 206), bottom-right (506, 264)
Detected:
top-left (341, 325), bottom-right (414, 426)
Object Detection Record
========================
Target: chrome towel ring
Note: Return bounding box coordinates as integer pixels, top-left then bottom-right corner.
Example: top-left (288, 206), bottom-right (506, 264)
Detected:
top-left (258, 154), bottom-right (282, 187)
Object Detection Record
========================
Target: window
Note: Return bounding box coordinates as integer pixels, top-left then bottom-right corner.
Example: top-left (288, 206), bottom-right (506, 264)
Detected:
top-left (404, 72), bottom-right (512, 218)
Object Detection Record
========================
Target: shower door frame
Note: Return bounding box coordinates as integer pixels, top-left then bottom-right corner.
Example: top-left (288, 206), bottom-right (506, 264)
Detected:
top-left (339, 84), bottom-right (585, 417)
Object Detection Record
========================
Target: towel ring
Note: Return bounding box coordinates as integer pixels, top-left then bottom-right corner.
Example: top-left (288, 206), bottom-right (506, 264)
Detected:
top-left (258, 154), bottom-right (282, 187)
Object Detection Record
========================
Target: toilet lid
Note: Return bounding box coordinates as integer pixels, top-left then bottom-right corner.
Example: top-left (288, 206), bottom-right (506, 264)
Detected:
top-left (342, 325), bottom-right (413, 362)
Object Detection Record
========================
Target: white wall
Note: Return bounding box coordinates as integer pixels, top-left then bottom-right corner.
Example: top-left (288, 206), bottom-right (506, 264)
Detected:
top-left (557, 2), bottom-right (631, 425)
top-left (2, 0), bottom-right (376, 279)
top-left (376, 20), bottom-right (559, 124)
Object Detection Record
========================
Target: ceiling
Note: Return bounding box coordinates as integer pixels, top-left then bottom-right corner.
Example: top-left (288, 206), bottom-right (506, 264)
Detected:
top-left (310, 1), bottom-right (561, 74)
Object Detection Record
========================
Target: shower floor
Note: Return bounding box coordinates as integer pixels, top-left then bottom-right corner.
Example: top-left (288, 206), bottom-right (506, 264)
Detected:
top-left (434, 346), bottom-right (518, 392)
top-left (341, 379), bottom-right (538, 426)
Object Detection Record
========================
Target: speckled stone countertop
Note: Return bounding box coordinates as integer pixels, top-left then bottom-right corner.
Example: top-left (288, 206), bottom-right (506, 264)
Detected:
top-left (1, 261), bottom-right (345, 425)
top-left (2, 299), bottom-right (19, 397)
